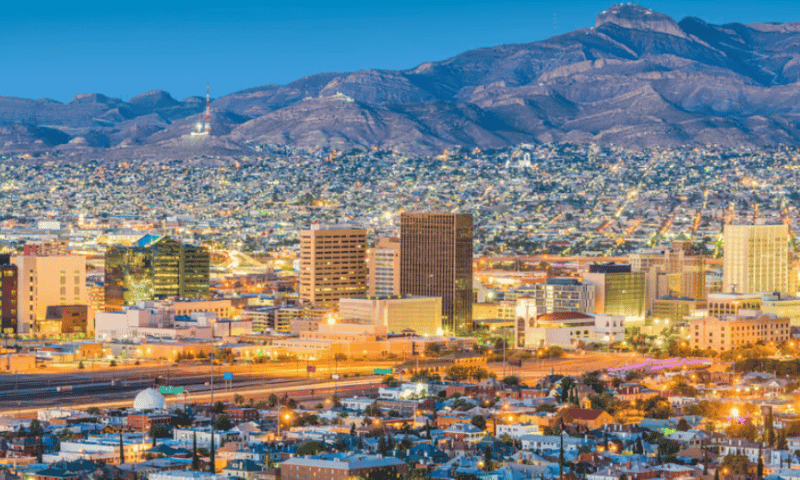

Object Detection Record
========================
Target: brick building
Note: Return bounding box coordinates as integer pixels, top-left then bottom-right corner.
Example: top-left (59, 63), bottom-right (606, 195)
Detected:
top-left (280, 454), bottom-right (406, 480)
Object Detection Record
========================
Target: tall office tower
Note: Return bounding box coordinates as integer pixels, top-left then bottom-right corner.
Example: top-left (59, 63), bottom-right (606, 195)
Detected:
top-left (299, 225), bottom-right (368, 308)
top-left (368, 237), bottom-right (400, 296)
top-left (13, 253), bottom-right (87, 334)
top-left (723, 223), bottom-right (789, 295)
top-left (0, 255), bottom-right (17, 334)
top-left (104, 235), bottom-right (210, 311)
top-left (532, 278), bottom-right (595, 315)
top-left (630, 240), bottom-right (707, 314)
top-left (400, 213), bottom-right (473, 333)
top-left (583, 263), bottom-right (645, 320)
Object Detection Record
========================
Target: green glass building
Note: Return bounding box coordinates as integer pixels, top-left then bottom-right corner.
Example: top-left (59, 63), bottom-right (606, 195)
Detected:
top-left (105, 236), bottom-right (210, 311)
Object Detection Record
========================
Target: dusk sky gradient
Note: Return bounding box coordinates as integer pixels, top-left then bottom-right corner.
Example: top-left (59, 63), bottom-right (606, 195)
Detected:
top-left (3, 0), bottom-right (800, 102)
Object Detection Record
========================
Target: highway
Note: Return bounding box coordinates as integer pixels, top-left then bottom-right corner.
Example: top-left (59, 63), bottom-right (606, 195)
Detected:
top-left (0, 360), bottom-right (393, 415)
top-left (1, 377), bottom-right (383, 418)
top-left (0, 351), bottom-right (673, 417)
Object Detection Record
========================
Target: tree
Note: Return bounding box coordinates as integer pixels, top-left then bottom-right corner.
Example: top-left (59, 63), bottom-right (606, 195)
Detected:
top-left (382, 376), bottom-right (401, 388)
top-left (209, 429), bottom-right (215, 473)
top-left (149, 424), bottom-right (170, 446)
top-left (212, 401), bottom-right (225, 414)
top-left (109, 359), bottom-right (117, 367)
top-left (28, 420), bottom-right (44, 437)
top-left (582, 371), bottom-right (605, 395)
top-left (560, 377), bottom-right (575, 403)
top-left (287, 399), bottom-right (297, 409)
top-left (757, 444), bottom-right (764, 480)
top-left (268, 394), bottom-right (278, 407)
top-left (471, 415), bottom-right (487, 431)
top-left (213, 415), bottom-right (232, 431)
top-left (536, 403), bottom-right (557, 413)
top-left (721, 453), bottom-right (752, 476)
top-left (619, 475), bottom-right (629, 480)
top-left (676, 418), bottom-right (691, 432)
top-left (171, 409), bottom-right (193, 428)
top-left (502, 376), bottom-right (520, 387)
top-left (483, 444), bottom-right (493, 471)
top-left (777, 429), bottom-right (788, 451)
top-left (634, 438), bottom-right (644, 455)
top-left (297, 440), bottom-right (327, 456)
top-left (726, 423), bottom-right (757, 442)
top-left (233, 394), bottom-right (244, 406)
top-left (191, 431), bottom-right (199, 470)
top-left (119, 429), bottom-right (125, 464)
top-left (765, 408), bottom-right (775, 447)
top-left (377, 436), bottom-right (389, 456)
top-left (78, 361), bottom-right (84, 369)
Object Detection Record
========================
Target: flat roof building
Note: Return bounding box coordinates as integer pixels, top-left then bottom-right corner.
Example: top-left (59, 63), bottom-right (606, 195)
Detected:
top-left (299, 225), bottom-right (367, 308)
top-left (338, 295), bottom-right (442, 336)
top-left (368, 237), bottom-right (400, 297)
top-left (723, 223), bottom-right (789, 295)
top-left (400, 212), bottom-right (473, 334)
top-left (689, 310), bottom-right (790, 351)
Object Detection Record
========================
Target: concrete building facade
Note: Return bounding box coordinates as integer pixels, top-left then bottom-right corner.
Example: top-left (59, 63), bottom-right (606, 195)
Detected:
top-left (299, 225), bottom-right (367, 308)
top-left (13, 254), bottom-right (87, 334)
top-left (723, 223), bottom-right (789, 295)
top-left (689, 311), bottom-right (791, 351)
top-left (338, 295), bottom-right (442, 336)
top-left (368, 237), bottom-right (400, 297)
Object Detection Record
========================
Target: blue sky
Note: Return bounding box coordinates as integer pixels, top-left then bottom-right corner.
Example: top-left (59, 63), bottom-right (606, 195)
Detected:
top-left (3, 0), bottom-right (800, 102)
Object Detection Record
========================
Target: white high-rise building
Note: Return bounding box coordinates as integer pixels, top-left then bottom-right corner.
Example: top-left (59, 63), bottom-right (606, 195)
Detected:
top-left (368, 237), bottom-right (400, 297)
top-left (723, 223), bottom-right (789, 295)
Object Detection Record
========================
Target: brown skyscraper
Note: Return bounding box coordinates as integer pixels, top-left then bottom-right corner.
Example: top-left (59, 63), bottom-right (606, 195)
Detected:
top-left (300, 225), bottom-right (368, 308)
top-left (400, 213), bottom-right (473, 333)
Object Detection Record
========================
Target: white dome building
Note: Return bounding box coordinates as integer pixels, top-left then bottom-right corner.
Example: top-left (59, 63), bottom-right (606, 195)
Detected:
top-left (133, 388), bottom-right (166, 412)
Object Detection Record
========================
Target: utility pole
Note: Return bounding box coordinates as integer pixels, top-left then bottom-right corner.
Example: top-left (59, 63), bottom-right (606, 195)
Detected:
top-left (209, 352), bottom-right (215, 474)
top-left (502, 338), bottom-right (506, 380)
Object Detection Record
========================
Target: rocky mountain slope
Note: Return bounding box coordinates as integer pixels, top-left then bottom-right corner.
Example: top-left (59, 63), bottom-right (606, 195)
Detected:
top-left (5, 4), bottom-right (800, 155)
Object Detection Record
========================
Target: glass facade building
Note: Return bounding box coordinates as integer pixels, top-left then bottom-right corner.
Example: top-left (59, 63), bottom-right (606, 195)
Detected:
top-left (105, 236), bottom-right (210, 311)
top-left (400, 213), bottom-right (473, 334)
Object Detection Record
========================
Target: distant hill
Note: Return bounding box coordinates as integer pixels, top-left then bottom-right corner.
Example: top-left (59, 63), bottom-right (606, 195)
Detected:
top-left (5, 4), bottom-right (800, 155)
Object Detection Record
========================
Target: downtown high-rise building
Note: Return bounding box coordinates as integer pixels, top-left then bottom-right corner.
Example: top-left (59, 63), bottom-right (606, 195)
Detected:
top-left (13, 252), bottom-right (87, 334)
top-left (299, 225), bottom-right (368, 308)
top-left (0, 255), bottom-right (17, 334)
top-left (723, 223), bottom-right (790, 295)
top-left (104, 235), bottom-right (210, 311)
top-left (531, 278), bottom-right (595, 315)
top-left (368, 237), bottom-right (400, 297)
top-left (583, 263), bottom-right (645, 320)
top-left (400, 212), bottom-right (473, 333)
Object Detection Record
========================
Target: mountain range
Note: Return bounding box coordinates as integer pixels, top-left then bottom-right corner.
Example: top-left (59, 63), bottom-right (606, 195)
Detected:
top-left (6, 4), bottom-right (800, 156)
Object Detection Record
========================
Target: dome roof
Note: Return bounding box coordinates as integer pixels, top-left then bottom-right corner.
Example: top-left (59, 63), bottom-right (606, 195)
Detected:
top-left (133, 388), bottom-right (166, 411)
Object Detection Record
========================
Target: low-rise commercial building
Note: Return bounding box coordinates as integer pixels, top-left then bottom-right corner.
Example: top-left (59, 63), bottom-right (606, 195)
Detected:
top-left (280, 454), bottom-right (406, 480)
top-left (689, 310), bottom-right (791, 351)
top-left (338, 295), bottom-right (442, 336)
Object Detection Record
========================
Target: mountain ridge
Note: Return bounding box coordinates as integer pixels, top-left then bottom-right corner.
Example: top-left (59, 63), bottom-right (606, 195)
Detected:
top-left (5, 4), bottom-right (800, 156)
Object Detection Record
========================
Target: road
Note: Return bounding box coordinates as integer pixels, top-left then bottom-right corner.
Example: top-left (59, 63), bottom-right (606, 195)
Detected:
top-left (0, 359), bottom-right (393, 414)
top-left (2, 377), bottom-right (383, 418)
top-left (488, 351), bottom-right (650, 382)
top-left (0, 351), bottom-right (665, 417)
